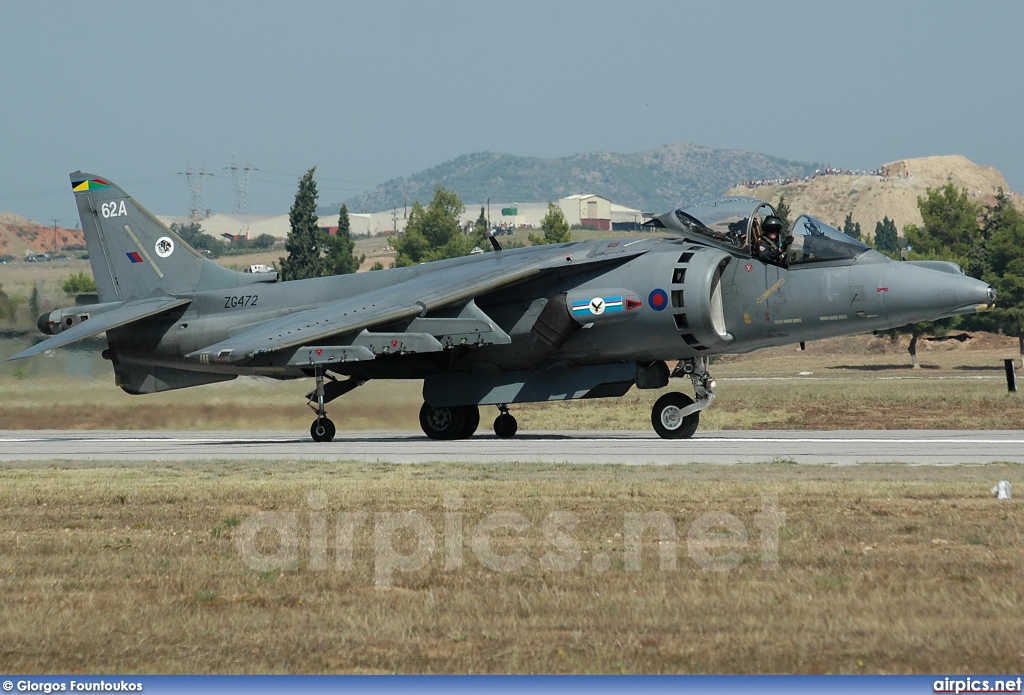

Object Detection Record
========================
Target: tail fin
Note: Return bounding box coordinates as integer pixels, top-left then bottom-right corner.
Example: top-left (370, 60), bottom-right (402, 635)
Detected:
top-left (71, 172), bottom-right (259, 302)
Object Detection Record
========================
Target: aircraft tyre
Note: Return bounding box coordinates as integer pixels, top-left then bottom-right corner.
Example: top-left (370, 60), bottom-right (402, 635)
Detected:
top-left (493, 413), bottom-right (518, 438)
top-left (420, 403), bottom-right (468, 440)
top-left (459, 405), bottom-right (480, 439)
top-left (310, 417), bottom-right (336, 443)
top-left (651, 392), bottom-right (699, 439)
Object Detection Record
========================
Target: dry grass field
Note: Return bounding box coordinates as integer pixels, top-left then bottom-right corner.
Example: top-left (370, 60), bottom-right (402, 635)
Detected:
top-left (0, 461), bottom-right (1020, 673)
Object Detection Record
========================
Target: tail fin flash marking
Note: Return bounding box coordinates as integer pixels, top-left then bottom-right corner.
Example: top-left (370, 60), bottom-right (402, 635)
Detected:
top-left (72, 178), bottom-right (111, 192)
top-left (126, 252), bottom-right (144, 263)
top-left (123, 224), bottom-right (164, 278)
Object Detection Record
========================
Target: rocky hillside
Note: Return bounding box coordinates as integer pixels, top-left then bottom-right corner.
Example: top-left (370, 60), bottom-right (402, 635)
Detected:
top-left (726, 155), bottom-right (1019, 237)
top-left (0, 212), bottom-right (84, 257)
top-left (337, 142), bottom-right (822, 214)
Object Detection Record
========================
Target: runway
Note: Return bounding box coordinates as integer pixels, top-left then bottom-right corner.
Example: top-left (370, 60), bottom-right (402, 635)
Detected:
top-left (1, 429), bottom-right (1023, 464)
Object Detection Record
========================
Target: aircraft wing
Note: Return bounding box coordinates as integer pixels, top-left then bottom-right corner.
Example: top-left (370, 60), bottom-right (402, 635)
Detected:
top-left (7, 296), bottom-right (192, 361)
top-left (187, 246), bottom-right (647, 365)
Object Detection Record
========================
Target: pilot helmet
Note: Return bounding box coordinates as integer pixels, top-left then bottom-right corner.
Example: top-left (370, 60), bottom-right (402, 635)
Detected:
top-left (762, 216), bottom-right (784, 236)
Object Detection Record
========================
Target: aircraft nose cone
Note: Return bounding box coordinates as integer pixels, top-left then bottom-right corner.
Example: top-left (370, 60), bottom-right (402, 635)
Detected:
top-left (881, 263), bottom-right (994, 325)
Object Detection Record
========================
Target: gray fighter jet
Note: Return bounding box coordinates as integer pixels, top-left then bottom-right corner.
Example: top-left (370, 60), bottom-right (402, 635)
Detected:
top-left (9, 173), bottom-right (996, 441)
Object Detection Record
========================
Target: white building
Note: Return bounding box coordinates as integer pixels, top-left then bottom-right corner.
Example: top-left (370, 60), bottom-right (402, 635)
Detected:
top-left (558, 194), bottom-right (613, 230)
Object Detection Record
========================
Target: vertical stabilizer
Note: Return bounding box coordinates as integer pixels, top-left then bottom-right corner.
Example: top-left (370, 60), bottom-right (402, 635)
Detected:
top-left (70, 172), bottom-right (251, 302)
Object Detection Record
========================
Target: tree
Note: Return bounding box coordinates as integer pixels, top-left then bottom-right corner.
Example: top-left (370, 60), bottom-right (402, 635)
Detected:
top-left (873, 216), bottom-right (899, 256)
top-left (0, 283), bottom-right (16, 323)
top-left (170, 222), bottom-right (225, 257)
top-left (976, 191), bottom-right (1024, 366)
top-left (250, 234), bottom-right (276, 250)
top-left (877, 185), bottom-right (988, 367)
top-left (775, 196), bottom-right (791, 230)
top-left (62, 271), bottom-right (97, 294)
top-left (324, 203), bottom-right (364, 275)
top-left (279, 167), bottom-right (325, 281)
top-left (904, 184), bottom-right (981, 263)
top-left (471, 206), bottom-right (491, 250)
top-left (473, 207), bottom-right (488, 237)
top-left (529, 202), bottom-right (571, 246)
top-left (393, 186), bottom-right (469, 267)
top-left (842, 212), bottom-right (862, 240)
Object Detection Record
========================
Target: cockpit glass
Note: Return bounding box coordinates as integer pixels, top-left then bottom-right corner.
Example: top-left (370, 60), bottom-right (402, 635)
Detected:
top-left (666, 198), bottom-right (775, 250)
top-left (784, 215), bottom-right (872, 266)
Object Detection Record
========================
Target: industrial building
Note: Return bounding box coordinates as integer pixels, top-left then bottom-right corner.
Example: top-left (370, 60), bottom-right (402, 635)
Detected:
top-left (158, 193), bottom-right (643, 240)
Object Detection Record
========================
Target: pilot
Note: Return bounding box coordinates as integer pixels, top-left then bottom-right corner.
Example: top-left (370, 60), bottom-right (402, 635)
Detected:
top-left (755, 216), bottom-right (786, 264)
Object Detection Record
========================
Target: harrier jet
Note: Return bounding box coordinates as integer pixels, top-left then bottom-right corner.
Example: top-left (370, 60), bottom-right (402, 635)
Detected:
top-left (10, 172), bottom-right (995, 441)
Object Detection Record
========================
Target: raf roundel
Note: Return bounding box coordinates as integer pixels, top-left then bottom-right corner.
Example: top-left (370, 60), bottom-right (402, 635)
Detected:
top-left (155, 236), bottom-right (175, 258)
top-left (648, 288), bottom-right (668, 311)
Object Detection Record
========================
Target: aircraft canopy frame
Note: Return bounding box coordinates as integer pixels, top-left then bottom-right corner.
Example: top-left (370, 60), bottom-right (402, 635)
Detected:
top-left (646, 197), bottom-right (776, 253)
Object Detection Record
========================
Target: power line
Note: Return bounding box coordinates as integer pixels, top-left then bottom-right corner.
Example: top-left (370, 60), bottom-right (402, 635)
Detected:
top-left (225, 157), bottom-right (256, 215)
top-left (179, 160), bottom-right (210, 219)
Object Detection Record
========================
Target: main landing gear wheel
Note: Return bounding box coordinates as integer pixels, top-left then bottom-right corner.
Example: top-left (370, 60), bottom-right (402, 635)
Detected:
top-left (310, 417), bottom-right (336, 443)
top-left (493, 405), bottom-right (518, 438)
top-left (651, 392), bottom-right (700, 440)
top-left (420, 403), bottom-right (478, 440)
top-left (459, 405), bottom-right (480, 439)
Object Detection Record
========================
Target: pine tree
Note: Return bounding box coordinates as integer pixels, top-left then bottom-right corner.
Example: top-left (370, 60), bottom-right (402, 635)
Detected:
top-left (775, 196), bottom-right (791, 230)
top-left (529, 202), bottom-right (571, 245)
top-left (906, 184), bottom-right (981, 262)
top-left (978, 190), bottom-right (1024, 366)
top-left (471, 206), bottom-right (490, 249)
top-left (474, 207), bottom-right (488, 237)
top-left (873, 216), bottom-right (899, 255)
top-left (279, 167), bottom-right (325, 281)
top-left (324, 203), bottom-right (364, 275)
top-left (842, 212), bottom-right (862, 240)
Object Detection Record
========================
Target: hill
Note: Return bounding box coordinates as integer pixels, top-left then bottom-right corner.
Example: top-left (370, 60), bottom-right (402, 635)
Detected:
top-left (336, 142), bottom-right (822, 214)
top-left (0, 211), bottom-right (84, 258)
top-left (726, 154), bottom-right (1019, 236)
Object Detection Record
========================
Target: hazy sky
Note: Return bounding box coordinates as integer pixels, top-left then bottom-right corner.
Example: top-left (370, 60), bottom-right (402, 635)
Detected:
top-left (2, 0), bottom-right (1021, 225)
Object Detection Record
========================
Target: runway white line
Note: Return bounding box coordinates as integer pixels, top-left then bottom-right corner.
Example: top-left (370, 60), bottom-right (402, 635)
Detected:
top-left (3, 435), bottom-right (1024, 444)
top-left (2, 429), bottom-right (1023, 465)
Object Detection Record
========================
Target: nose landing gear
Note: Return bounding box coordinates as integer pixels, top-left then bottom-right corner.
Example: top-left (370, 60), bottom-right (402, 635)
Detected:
top-left (650, 357), bottom-right (717, 439)
top-left (493, 404), bottom-right (518, 438)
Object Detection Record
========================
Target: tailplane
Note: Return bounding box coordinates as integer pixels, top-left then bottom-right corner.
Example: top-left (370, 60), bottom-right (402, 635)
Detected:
top-left (71, 172), bottom-right (271, 302)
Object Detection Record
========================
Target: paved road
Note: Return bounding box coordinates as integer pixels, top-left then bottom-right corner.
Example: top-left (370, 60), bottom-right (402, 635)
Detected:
top-left (1, 430), bottom-right (1022, 464)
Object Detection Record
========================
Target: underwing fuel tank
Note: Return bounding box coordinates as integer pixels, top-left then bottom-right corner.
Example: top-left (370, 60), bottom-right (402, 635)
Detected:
top-left (879, 261), bottom-right (995, 326)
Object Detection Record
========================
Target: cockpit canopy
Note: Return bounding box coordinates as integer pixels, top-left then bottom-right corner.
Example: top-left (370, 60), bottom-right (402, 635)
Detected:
top-left (645, 196), bottom-right (872, 267)
top-left (784, 215), bottom-right (872, 266)
top-left (646, 197), bottom-right (774, 249)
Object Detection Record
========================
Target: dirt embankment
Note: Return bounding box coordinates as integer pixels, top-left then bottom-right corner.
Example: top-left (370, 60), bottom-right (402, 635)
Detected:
top-left (0, 211), bottom-right (85, 255)
top-left (728, 154), bottom-right (1020, 237)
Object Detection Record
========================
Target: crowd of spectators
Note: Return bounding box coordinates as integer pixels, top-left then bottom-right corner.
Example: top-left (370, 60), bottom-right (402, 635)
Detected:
top-left (738, 166), bottom-right (903, 189)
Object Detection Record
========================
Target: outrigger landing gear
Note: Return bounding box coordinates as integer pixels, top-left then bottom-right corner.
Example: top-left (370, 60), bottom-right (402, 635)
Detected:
top-left (651, 357), bottom-right (717, 440)
top-left (308, 367), bottom-right (335, 442)
top-left (493, 404), bottom-right (518, 438)
top-left (305, 368), bottom-right (366, 442)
